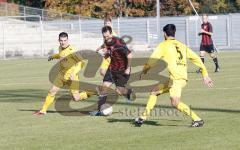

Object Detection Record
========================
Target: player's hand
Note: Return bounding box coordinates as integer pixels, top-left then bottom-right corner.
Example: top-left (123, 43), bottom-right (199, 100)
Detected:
top-left (125, 67), bottom-right (131, 75)
top-left (203, 76), bottom-right (213, 88)
top-left (48, 56), bottom-right (53, 61)
top-left (139, 64), bottom-right (150, 80)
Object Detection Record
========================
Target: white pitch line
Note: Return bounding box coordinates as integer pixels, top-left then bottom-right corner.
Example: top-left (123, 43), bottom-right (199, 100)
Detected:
top-left (0, 82), bottom-right (240, 91)
top-left (0, 80), bottom-right (101, 86)
top-left (186, 87), bottom-right (240, 91)
top-left (0, 73), bottom-right (239, 81)
top-left (188, 76), bottom-right (240, 81)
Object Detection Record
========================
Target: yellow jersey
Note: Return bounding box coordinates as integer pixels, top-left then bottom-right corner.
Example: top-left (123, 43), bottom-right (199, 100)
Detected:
top-left (51, 45), bottom-right (83, 75)
top-left (145, 39), bottom-right (208, 80)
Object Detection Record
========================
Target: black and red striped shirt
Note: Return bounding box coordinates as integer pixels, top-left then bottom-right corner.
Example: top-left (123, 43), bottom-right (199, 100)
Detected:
top-left (105, 37), bottom-right (131, 72)
top-left (201, 22), bottom-right (213, 45)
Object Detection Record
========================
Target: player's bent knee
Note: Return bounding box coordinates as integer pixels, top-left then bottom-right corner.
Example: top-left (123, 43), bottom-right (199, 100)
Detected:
top-left (100, 69), bottom-right (106, 76)
top-left (99, 86), bottom-right (108, 95)
top-left (170, 97), bottom-right (180, 107)
top-left (150, 91), bottom-right (159, 96)
top-left (72, 94), bottom-right (80, 101)
top-left (49, 89), bottom-right (58, 96)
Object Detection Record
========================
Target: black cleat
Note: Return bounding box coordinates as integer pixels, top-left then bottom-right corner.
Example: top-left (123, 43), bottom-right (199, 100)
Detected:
top-left (191, 120), bottom-right (204, 127)
top-left (215, 67), bottom-right (220, 73)
top-left (126, 89), bottom-right (136, 102)
top-left (89, 111), bottom-right (102, 116)
top-left (135, 118), bottom-right (144, 127)
top-left (196, 69), bottom-right (202, 74)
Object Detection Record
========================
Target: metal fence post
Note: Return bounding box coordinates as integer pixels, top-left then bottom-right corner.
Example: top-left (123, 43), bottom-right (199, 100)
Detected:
top-left (2, 23), bottom-right (5, 59)
top-left (78, 15), bottom-right (82, 50)
top-left (23, 5), bottom-right (26, 16)
top-left (117, 17), bottom-right (120, 36)
top-left (41, 9), bottom-right (44, 21)
top-left (60, 12), bottom-right (63, 27)
top-left (23, 6), bottom-right (26, 23)
top-left (156, 0), bottom-right (160, 41)
top-left (185, 18), bottom-right (189, 46)
top-left (40, 16), bottom-right (44, 57)
top-left (146, 19), bottom-right (150, 45)
top-left (195, 19), bottom-right (198, 47)
top-left (227, 14), bottom-right (232, 48)
top-left (5, 2), bottom-right (7, 16)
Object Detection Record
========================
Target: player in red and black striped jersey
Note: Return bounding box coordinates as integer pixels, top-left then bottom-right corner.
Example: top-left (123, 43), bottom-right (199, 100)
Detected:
top-left (91, 26), bottom-right (134, 116)
top-left (198, 14), bottom-right (220, 73)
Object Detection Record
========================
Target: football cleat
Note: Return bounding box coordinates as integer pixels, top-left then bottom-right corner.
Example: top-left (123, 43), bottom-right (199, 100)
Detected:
top-left (214, 67), bottom-right (220, 73)
top-left (33, 110), bottom-right (46, 116)
top-left (196, 69), bottom-right (202, 74)
top-left (191, 120), bottom-right (204, 127)
top-left (89, 111), bottom-right (102, 116)
top-left (135, 117), bottom-right (144, 127)
top-left (126, 89), bottom-right (136, 102)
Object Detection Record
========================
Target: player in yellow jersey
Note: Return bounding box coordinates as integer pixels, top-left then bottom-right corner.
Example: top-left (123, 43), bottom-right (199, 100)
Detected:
top-left (96, 15), bottom-right (118, 76)
top-left (33, 32), bottom-right (89, 115)
top-left (135, 24), bottom-right (213, 127)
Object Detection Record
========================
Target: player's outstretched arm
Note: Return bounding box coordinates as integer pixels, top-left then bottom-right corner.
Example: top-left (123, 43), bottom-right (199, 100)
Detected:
top-left (186, 46), bottom-right (214, 87)
top-left (48, 54), bottom-right (60, 61)
top-left (186, 46), bottom-right (208, 76)
top-left (140, 43), bottom-right (164, 79)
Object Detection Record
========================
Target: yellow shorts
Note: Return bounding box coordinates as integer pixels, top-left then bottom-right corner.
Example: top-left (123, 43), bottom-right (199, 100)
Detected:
top-left (158, 79), bottom-right (187, 98)
top-left (53, 72), bottom-right (80, 94)
top-left (100, 57), bottom-right (110, 70)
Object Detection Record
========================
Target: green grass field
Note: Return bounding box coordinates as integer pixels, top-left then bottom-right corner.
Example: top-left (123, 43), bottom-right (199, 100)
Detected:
top-left (0, 51), bottom-right (240, 150)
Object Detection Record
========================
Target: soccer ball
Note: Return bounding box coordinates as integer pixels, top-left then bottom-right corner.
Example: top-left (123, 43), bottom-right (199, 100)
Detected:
top-left (100, 104), bottom-right (113, 116)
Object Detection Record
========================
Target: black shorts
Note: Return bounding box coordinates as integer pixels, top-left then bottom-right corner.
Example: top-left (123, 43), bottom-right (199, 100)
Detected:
top-left (103, 69), bottom-right (130, 87)
top-left (200, 44), bottom-right (214, 53)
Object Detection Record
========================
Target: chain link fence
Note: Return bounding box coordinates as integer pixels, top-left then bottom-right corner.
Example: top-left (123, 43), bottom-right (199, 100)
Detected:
top-left (0, 2), bottom-right (240, 59)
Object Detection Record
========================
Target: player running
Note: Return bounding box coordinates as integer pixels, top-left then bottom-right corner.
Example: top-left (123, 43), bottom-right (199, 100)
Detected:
top-left (33, 32), bottom-right (89, 115)
top-left (197, 14), bottom-right (220, 73)
top-left (96, 14), bottom-right (118, 76)
top-left (135, 24), bottom-right (213, 127)
top-left (91, 26), bottom-right (134, 116)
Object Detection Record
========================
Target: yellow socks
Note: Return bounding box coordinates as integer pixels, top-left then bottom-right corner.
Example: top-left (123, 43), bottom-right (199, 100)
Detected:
top-left (40, 93), bottom-right (55, 113)
top-left (177, 102), bottom-right (201, 121)
top-left (141, 95), bottom-right (157, 120)
top-left (79, 91), bottom-right (88, 100)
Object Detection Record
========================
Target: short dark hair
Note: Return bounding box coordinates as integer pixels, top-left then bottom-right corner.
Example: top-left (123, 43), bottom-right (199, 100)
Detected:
top-left (59, 32), bottom-right (68, 39)
top-left (163, 24), bottom-right (176, 37)
top-left (102, 26), bottom-right (112, 34)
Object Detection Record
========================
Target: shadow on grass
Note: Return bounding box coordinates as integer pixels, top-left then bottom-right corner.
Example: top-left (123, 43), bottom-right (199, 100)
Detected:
top-left (18, 109), bottom-right (92, 115)
top-left (107, 118), bottom-right (160, 126)
top-left (0, 89), bottom-right (47, 102)
top-left (107, 118), bottom-right (189, 127)
top-left (1, 89), bottom-right (240, 115)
